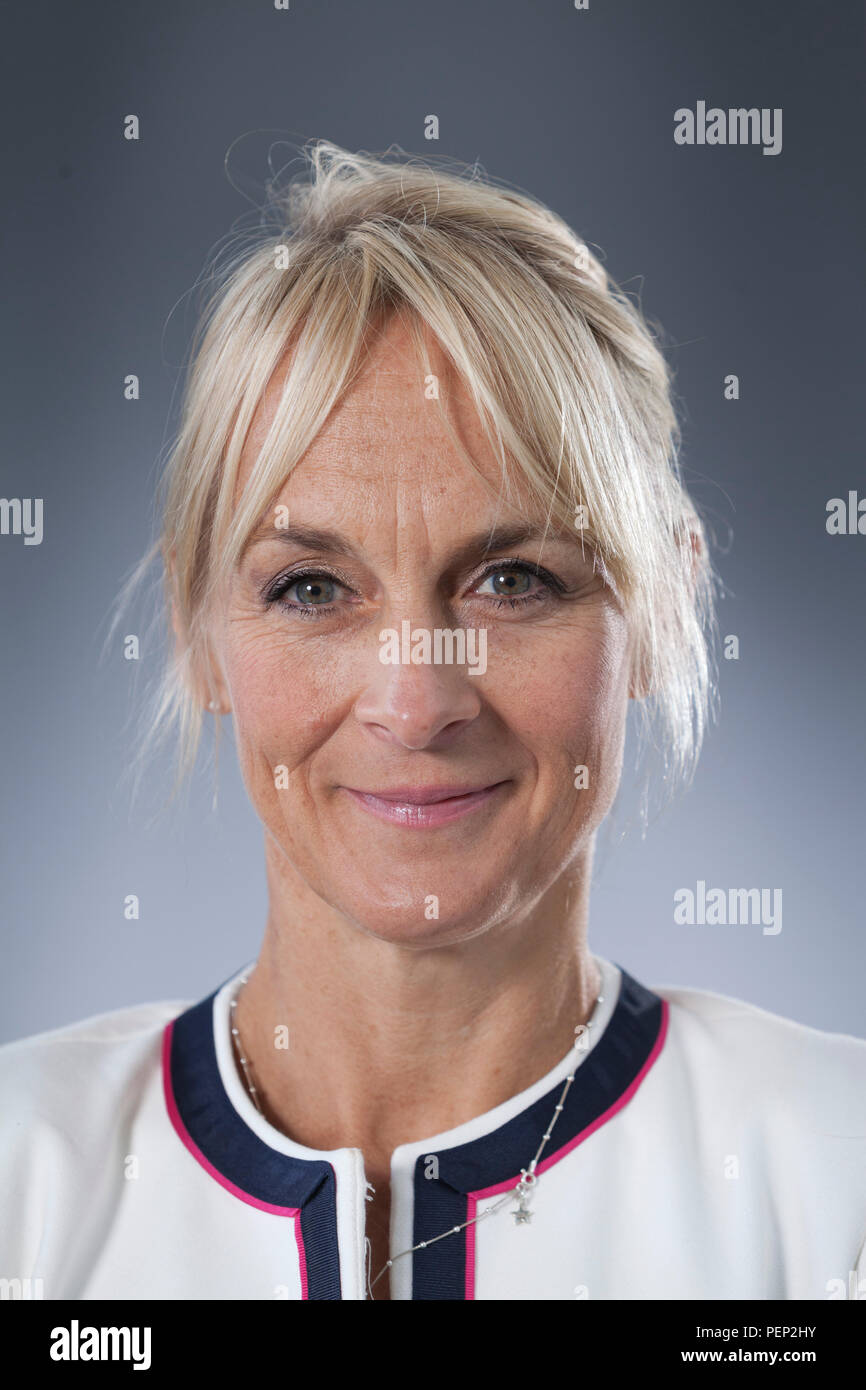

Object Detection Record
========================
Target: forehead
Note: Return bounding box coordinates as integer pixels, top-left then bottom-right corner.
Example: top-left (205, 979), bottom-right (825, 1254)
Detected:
top-left (236, 311), bottom-right (529, 511)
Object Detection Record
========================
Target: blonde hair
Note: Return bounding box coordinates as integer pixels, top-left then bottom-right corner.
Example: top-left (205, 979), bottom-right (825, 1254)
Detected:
top-left (121, 139), bottom-right (717, 806)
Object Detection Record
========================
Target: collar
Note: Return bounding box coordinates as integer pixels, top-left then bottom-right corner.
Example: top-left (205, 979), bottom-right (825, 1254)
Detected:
top-left (163, 957), bottom-right (667, 1299)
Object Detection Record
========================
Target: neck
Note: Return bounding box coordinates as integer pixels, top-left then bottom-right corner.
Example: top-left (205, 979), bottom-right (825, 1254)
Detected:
top-left (234, 837), bottom-right (600, 1184)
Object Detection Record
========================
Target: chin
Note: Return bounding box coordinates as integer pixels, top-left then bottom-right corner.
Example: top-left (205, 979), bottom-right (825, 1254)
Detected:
top-left (340, 887), bottom-right (509, 949)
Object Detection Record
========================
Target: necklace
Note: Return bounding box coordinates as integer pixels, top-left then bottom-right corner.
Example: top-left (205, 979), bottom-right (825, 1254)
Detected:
top-left (229, 964), bottom-right (604, 1299)
top-left (229, 975), bottom-right (265, 1115)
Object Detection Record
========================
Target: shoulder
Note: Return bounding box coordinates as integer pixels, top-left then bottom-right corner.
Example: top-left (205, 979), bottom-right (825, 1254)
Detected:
top-left (0, 999), bottom-right (192, 1283)
top-left (0, 999), bottom-right (189, 1139)
top-left (652, 979), bottom-right (866, 1133)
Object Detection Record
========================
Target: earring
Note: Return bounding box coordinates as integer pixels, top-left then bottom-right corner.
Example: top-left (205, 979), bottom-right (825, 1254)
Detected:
top-left (208, 699), bottom-right (221, 713)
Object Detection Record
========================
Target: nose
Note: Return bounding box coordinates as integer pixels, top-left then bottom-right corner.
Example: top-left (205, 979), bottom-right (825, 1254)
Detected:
top-left (353, 626), bottom-right (484, 751)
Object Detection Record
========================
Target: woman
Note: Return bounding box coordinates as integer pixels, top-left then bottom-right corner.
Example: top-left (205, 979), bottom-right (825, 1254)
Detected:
top-left (1, 142), bottom-right (863, 1302)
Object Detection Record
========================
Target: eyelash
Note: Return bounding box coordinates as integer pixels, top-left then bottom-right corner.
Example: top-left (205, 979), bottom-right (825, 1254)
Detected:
top-left (263, 560), bottom-right (565, 620)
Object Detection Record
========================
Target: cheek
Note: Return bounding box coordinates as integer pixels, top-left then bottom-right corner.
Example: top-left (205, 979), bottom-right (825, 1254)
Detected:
top-left (494, 609), bottom-right (631, 820)
top-left (222, 626), bottom-right (346, 779)
top-left (502, 611), bottom-right (629, 750)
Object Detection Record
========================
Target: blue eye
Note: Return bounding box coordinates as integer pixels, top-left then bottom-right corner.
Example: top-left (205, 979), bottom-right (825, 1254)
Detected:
top-left (474, 562), bottom-right (560, 608)
top-left (263, 559), bottom-right (565, 620)
top-left (288, 576), bottom-right (337, 605)
top-left (477, 567), bottom-right (534, 598)
top-left (265, 570), bottom-right (349, 618)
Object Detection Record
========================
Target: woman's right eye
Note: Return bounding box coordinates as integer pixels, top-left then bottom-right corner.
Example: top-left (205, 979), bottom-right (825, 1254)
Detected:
top-left (285, 575), bottom-right (338, 605)
top-left (265, 571), bottom-right (352, 617)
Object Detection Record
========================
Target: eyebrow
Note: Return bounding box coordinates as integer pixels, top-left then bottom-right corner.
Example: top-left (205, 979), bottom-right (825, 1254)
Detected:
top-left (246, 520), bottom-right (573, 570)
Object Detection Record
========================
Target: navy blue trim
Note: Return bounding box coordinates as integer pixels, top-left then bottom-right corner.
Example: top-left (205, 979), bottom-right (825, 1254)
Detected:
top-left (168, 989), bottom-right (342, 1300)
top-left (410, 967), bottom-right (665, 1300)
top-left (167, 965), bottom-right (664, 1302)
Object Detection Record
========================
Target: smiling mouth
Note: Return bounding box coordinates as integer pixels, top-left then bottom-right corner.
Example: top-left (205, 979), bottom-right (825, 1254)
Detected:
top-left (341, 781), bottom-right (510, 827)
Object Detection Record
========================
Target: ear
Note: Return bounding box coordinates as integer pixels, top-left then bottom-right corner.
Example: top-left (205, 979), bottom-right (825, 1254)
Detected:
top-left (628, 519), bottom-right (704, 702)
top-left (168, 559), bottom-right (233, 716)
top-left (198, 633), bottom-right (233, 716)
top-left (628, 635), bottom-right (652, 702)
top-left (683, 521), bottom-right (704, 595)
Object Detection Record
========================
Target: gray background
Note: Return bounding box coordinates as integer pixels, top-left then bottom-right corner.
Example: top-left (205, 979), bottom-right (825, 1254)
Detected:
top-left (1, 0), bottom-right (863, 1042)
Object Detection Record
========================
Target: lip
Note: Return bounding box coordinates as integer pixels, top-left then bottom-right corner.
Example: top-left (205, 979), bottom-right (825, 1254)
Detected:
top-left (342, 781), bottom-right (509, 827)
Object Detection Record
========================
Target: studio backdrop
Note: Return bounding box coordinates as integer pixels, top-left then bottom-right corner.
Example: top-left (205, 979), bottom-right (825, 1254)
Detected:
top-left (1, 0), bottom-right (863, 1040)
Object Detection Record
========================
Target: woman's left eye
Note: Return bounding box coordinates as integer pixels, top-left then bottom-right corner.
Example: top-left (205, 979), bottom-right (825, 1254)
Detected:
top-left (472, 563), bottom-right (557, 607)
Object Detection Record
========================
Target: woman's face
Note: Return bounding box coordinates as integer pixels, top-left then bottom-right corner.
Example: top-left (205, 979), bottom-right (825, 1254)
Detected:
top-left (211, 313), bottom-right (634, 946)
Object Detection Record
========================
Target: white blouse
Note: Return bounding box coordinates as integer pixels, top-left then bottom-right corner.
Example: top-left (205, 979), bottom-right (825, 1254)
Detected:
top-left (0, 956), bottom-right (863, 1300)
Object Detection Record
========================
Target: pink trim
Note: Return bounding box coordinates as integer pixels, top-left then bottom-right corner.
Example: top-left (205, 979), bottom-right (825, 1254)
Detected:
top-left (462, 999), bottom-right (669, 1300)
top-left (161, 1020), bottom-right (309, 1298)
top-left (464, 1197), bottom-right (478, 1300)
top-left (295, 1215), bottom-right (309, 1301)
